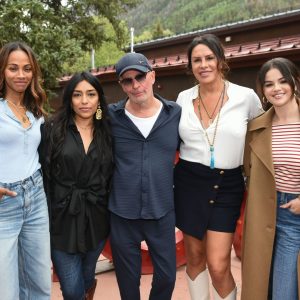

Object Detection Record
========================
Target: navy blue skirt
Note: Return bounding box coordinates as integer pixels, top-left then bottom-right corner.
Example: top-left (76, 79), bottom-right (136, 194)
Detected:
top-left (174, 159), bottom-right (245, 240)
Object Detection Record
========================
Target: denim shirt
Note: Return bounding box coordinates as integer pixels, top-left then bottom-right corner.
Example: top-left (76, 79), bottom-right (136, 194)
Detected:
top-left (108, 95), bottom-right (181, 219)
top-left (0, 98), bottom-right (43, 183)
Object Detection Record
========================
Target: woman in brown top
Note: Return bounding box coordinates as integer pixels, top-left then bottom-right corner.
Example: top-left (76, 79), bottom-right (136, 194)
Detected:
top-left (242, 58), bottom-right (300, 300)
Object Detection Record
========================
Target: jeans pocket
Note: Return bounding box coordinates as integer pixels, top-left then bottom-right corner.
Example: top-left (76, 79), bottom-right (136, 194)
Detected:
top-left (0, 184), bottom-right (7, 202)
top-left (0, 194), bottom-right (19, 216)
top-left (289, 208), bottom-right (300, 216)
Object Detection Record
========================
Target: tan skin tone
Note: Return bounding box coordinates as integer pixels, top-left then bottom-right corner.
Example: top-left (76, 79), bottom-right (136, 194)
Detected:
top-left (263, 68), bottom-right (300, 214)
top-left (0, 49), bottom-right (33, 200)
top-left (71, 80), bottom-right (99, 154)
top-left (191, 44), bottom-right (228, 129)
top-left (4, 50), bottom-right (33, 129)
top-left (119, 69), bottom-right (161, 117)
top-left (185, 44), bottom-right (235, 298)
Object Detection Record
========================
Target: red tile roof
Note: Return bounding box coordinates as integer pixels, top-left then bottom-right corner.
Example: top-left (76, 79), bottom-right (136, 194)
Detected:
top-left (225, 35), bottom-right (300, 58)
top-left (60, 34), bottom-right (300, 83)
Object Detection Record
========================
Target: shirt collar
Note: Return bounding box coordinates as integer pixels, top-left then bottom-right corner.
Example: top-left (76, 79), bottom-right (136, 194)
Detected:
top-left (68, 117), bottom-right (78, 131)
top-left (0, 98), bottom-right (35, 123)
top-left (248, 106), bottom-right (274, 131)
top-left (191, 85), bottom-right (199, 99)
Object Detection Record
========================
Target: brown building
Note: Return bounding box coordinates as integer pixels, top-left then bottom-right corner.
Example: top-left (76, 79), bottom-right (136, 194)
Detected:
top-left (55, 9), bottom-right (300, 108)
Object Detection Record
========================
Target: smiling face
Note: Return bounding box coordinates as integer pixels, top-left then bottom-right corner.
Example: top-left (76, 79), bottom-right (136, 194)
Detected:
top-left (71, 80), bottom-right (99, 121)
top-left (191, 44), bottom-right (222, 85)
top-left (4, 49), bottom-right (33, 98)
top-left (263, 68), bottom-right (295, 108)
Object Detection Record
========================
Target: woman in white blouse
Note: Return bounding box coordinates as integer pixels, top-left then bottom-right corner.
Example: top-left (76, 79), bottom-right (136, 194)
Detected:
top-left (174, 34), bottom-right (263, 300)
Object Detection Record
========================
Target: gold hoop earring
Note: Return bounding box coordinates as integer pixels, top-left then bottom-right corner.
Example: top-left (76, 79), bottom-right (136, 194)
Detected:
top-left (96, 103), bottom-right (102, 120)
top-left (262, 96), bottom-right (268, 104)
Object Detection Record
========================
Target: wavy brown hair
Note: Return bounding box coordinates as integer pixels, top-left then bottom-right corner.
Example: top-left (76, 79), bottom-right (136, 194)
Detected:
top-left (0, 41), bottom-right (46, 118)
top-left (187, 34), bottom-right (229, 79)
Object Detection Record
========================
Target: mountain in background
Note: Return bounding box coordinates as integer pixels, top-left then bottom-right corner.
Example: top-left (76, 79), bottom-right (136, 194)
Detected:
top-left (125, 0), bottom-right (300, 36)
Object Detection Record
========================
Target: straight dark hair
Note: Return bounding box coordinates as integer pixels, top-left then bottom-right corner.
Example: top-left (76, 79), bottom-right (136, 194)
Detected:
top-left (187, 33), bottom-right (229, 78)
top-left (43, 72), bottom-right (113, 178)
top-left (257, 57), bottom-right (300, 110)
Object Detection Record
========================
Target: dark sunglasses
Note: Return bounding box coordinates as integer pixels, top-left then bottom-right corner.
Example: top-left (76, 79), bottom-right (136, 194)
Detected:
top-left (119, 72), bottom-right (150, 87)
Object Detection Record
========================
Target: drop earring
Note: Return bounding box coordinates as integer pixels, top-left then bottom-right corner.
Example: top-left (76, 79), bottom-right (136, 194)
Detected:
top-left (294, 87), bottom-right (299, 98)
top-left (96, 103), bottom-right (102, 120)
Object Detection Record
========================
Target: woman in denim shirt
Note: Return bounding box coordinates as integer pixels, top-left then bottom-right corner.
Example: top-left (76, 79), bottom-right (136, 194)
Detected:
top-left (0, 42), bottom-right (51, 299)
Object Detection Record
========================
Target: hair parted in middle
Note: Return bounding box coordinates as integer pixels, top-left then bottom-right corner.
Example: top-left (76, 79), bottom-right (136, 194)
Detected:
top-left (43, 71), bottom-right (112, 178)
top-left (187, 33), bottom-right (229, 79)
top-left (0, 41), bottom-right (46, 117)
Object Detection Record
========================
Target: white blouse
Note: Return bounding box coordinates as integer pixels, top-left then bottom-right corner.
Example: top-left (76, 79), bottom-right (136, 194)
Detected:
top-left (176, 82), bottom-right (263, 169)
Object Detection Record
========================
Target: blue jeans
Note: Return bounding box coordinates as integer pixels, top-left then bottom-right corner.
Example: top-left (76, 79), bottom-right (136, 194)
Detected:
top-left (272, 191), bottom-right (300, 300)
top-left (51, 239), bottom-right (106, 300)
top-left (0, 170), bottom-right (51, 300)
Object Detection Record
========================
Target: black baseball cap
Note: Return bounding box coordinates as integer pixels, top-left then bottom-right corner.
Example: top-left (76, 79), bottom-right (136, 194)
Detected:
top-left (115, 53), bottom-right (152, 77)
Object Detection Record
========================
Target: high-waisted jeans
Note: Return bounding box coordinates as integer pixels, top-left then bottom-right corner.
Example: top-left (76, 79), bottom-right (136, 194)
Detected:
top-left (272, 191), bottom-right (300, 300)
top-left (0, 170), bottom-right (51, 300)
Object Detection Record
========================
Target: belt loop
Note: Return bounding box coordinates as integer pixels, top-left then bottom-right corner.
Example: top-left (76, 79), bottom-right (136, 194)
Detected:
top-left (31, 169), bottom-right (38, 186)
top-left (32, 174), bottom-right (37, 186)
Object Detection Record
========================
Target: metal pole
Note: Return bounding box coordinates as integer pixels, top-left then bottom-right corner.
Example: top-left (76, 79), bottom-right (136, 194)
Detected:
top-left (130, 27), bottom-right (134, 53)
top-left (91, 48), bottom-right (95, 69)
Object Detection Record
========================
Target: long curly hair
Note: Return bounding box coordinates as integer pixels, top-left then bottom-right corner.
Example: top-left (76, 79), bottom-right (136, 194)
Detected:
top-left (43, 72), bottom-right (113, 178)
top-left (0, 41), bottom-right (46, 118)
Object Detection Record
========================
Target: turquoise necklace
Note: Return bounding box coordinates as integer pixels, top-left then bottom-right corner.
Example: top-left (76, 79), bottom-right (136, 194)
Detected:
top-left (197, 82), bottom-right (226, 169)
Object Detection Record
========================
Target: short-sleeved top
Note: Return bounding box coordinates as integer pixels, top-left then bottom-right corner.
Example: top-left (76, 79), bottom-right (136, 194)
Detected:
top-left (41, 119), bottom-right (113, 254)
top-left (177, 82), bottom-right (263, 169)
top-left (0, 98), bottom-right (43, 183)
top-left (108, 95), bottom-right (181, 220)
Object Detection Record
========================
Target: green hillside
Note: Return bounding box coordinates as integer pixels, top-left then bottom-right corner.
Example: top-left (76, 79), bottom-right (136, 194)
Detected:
top-left (125, 0), bottom-right (300, 36)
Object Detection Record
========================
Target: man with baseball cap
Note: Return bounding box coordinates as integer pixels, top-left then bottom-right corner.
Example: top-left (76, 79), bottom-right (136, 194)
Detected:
top-left (108, 52), bottom-right (181, 300)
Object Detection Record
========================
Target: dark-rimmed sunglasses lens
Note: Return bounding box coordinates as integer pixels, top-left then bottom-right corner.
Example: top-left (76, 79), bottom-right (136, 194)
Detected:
top-left (120, 73), bottom-right (148, 86)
